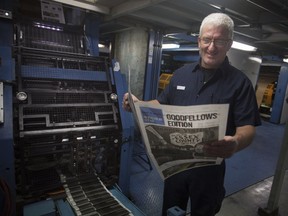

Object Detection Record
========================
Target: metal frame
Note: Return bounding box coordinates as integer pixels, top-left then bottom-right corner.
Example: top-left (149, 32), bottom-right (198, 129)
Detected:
top-left (0, 82), bottom-right (3, 124)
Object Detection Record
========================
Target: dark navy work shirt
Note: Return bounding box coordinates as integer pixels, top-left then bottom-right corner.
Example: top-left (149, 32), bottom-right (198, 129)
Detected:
top-left (157, 57), bottom-right (261, 136)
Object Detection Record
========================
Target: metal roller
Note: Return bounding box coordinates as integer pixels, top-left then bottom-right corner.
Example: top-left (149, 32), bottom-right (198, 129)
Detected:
top-left (62, 174), bottom-right (132, 216)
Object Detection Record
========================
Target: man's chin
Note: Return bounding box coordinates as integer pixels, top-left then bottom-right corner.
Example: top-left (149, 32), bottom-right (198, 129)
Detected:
top-left (202, 59), bottom-right (219, 69)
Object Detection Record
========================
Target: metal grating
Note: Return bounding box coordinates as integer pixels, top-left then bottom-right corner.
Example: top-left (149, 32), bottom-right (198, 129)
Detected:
top-left (28, 92), bottom-right (106, 104)
top-left (17, 23), bottom-right (85, 54)
top-left (22, 78), bottom-right (110, 92)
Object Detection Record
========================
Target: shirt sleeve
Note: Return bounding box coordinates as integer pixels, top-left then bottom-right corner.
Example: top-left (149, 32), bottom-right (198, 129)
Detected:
top-left (233, 78), bottom-right (262, 127)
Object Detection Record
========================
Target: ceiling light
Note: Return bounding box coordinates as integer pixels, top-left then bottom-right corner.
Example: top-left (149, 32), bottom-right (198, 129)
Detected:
top-left (162, 43), bottom-right (180, 49)
top-left (232, 41), bottom-right (257, 52)
top-left (98, 43), bottom-right (105, 48)
top-left (174, 46), bottom-right (199, 51)
top-left (283, 58), bottom-right (288, 63)
top-left (249, 56), bottom-right (262, 63)
top-left (209, 4), bottom-right (222, 10)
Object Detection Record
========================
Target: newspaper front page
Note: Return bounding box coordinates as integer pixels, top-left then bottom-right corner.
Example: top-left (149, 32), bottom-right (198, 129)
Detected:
top-left (131, 98), bottom-right (229, 180)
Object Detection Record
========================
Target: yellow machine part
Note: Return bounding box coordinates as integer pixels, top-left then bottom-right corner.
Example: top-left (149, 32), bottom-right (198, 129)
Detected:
top-left (261, 83), bottom-right (275, 107)
top-left (158, 73), bottom-right (173, 90)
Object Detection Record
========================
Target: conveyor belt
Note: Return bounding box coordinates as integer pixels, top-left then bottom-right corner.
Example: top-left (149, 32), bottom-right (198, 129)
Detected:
top-left (61, 174), bottom-right (132, 216)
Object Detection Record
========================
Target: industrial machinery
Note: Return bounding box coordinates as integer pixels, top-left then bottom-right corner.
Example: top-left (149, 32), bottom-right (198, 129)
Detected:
top-left (0, 0), bottom-right (140, 215)
top-left (259, 81), bottom-right (277, 117)
top-left (13, 22), bottom-right (128, 214)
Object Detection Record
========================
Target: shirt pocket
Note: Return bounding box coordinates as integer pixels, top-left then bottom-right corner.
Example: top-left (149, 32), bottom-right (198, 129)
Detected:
top-left (170, 86), bottom-right (197, 105)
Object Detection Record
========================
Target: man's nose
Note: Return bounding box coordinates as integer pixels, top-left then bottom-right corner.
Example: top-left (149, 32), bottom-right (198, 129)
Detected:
top-left (207, 41), bottom-right (217, 49)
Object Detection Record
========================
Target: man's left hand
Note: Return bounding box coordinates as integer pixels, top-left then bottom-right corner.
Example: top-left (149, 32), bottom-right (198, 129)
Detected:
top-left (203, 136), bottom-right (238, 158)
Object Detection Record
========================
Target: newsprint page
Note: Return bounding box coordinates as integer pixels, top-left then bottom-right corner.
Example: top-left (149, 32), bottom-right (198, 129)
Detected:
top-left (129, 94), bottom-right (229, 180)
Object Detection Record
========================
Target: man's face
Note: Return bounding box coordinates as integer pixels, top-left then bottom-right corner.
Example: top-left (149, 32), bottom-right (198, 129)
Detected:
top-left (198, 24), bottom-right (232, 69)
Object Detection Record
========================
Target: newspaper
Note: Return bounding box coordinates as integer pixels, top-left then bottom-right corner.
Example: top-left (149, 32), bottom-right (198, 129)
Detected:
top-left (126, 67), bottom-right (229, 180)
top-left (131, 98), bottom-right (229, 180)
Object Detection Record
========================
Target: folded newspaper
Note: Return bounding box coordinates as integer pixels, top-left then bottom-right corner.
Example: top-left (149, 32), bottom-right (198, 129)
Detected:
top-left (129, 93), bottom-right (229, 179)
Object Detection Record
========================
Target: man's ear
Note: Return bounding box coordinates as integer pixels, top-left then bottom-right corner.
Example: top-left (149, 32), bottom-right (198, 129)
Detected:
top-left (227, 39), bottom-right (233, 50)
top-left (198, 37), bottom-right (201, 48)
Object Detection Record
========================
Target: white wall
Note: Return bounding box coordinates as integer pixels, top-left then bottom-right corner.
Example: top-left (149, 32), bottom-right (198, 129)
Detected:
top-left (227, 49), bottom-right (262, 89)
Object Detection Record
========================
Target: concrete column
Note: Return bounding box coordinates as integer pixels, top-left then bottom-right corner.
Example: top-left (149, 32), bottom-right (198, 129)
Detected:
top-left (114, 27), bottom-right (148, 99)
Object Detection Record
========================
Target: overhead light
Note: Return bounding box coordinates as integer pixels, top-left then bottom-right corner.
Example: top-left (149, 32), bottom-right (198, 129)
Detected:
top-left (232, 41), bottom-right (257, 52)
top-left (98, 43), bottom-right (105, 48)
top-left (249, 56), bottom-right (262, 63)
top-left (283, 58), bottom-right (288, 63)
top-left (162, 43), bottom-right (180, 49)
top-left (174, 46), bottom-right (199, 51)
top-left (209, 4), bottom-right (222, 10)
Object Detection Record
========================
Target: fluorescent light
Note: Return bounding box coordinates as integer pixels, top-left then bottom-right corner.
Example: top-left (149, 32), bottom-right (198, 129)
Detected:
top-left (249, 56), bottom-right (262, 63)
top-left (162, 43), bottom-right (180, 49)
top-left (173, 46), bottom-right (199, 51)
top-left (209, 4), bottom-right (221, 10)
top-left (232, 41), bottom-right (257, 52)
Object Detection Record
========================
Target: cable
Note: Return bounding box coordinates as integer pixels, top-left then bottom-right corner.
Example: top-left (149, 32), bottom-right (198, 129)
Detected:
top-left (0, 178), bottom-right (13, 216)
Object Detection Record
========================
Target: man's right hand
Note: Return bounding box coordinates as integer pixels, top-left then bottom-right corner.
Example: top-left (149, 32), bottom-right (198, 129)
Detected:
top-left (122, 93), bottom-right (140, 112)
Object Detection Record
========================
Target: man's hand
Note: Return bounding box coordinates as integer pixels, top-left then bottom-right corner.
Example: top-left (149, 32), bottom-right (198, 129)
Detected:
top-left (203, 136), bottom-right (238, 158)
top-left (122, 93), bottom-right (140, 112)
top-left (203, 125), bottom-right (256, 158)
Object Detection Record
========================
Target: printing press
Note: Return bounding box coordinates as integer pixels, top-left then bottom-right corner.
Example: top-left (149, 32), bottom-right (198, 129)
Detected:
top-left (0, 2), bottom-right (141, 215)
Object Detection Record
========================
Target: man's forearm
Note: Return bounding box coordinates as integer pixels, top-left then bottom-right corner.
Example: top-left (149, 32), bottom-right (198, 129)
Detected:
top-left (234, 125), bottom-right (256, 152)
top-left (148, 99), bottom-right (160, 104)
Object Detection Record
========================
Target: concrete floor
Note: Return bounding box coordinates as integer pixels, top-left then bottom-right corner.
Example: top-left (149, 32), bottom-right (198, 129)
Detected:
top-left (217, 171), bottom-right (288, 216)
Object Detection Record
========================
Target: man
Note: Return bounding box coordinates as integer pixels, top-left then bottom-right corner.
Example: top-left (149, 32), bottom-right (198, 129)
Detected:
top-left (123, 13), bottom-right (261, 216)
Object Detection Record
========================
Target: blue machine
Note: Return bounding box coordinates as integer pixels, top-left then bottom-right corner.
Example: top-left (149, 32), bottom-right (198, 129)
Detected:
top-left (24, 199), bottom-right (57, 216)
top-left (0, 1), bottom-right (16, 216)
top-left (0, 0), bottom-right (138, 215)
top-left (270, 66), bottom-right (288, 123)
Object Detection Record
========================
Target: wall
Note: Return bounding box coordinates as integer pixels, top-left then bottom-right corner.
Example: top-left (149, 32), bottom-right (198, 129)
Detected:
top-left (227, 48), bottom-right (261, 89)
top-left (114, 27), bottom-right (148, 99)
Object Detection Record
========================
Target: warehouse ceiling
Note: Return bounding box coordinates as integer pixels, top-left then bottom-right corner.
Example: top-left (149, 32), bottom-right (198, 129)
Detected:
top-left (53, 0), bottom-right (288, 59)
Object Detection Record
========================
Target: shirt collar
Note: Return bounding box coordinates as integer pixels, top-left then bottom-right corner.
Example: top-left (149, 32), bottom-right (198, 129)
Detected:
top-left (192, 56), bottom-right (230, 74)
